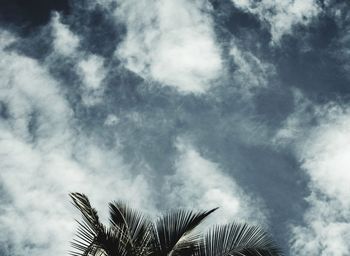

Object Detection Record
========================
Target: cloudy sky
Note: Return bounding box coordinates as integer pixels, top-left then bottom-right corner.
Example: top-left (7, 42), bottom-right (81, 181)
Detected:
top-left (0, 0), bottom-right (350, 255)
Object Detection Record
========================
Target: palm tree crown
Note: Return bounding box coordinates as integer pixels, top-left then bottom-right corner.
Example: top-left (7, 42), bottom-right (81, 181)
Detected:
top-left (70, 193), bottom-right (283, 256)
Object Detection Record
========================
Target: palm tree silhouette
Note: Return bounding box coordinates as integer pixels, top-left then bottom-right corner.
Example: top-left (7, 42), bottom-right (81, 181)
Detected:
top-left (70, 193), bottom-right (282, 256)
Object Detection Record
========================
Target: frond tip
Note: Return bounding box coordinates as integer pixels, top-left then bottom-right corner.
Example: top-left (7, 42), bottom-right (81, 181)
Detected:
top-left (70, 193), bottom-right (101, 232)
top-left (202, 222), bottom-right (283, 256)
top-left (69, 193), bottom-right (104, 256)
top-left (152, 208), bottom-right (218, 256)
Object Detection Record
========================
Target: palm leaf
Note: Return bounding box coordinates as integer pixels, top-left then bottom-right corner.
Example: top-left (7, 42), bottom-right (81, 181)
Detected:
top-left (109, 201), bottom-right (154, 256)
top-left (201, 223), bottom-right (283, 256)
top-left (152, 208), bottom-right (218, 256)
top-left (70, 193), bottom-right (101, 232)
top-left (94, 225), bottom-right (130, 256)
top-left (70, 193), bottom-right (105, 256)
top-left (70, 219), bottom-right (99, 256)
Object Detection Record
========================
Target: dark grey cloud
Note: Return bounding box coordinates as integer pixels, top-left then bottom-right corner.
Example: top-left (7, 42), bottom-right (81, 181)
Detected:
top-left (0, 0), bottom-right (70, 33)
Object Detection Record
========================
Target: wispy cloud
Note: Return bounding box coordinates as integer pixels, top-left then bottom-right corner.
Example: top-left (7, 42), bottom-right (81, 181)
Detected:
top-left (51, 12), bottom-right (107, 105)
top-left (164, 138), bottom-right (268, 225)
top-left (77, 54), bottom-right (107, 105)
top-left (230, 43), bottom-right (275, 93)
top-left (230, 0), bottom-right (320, 43)
top-left (326, 1), bottom-right (350, 81)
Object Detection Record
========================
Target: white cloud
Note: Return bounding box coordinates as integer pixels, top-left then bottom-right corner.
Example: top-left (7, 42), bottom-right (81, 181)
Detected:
top-left (51, 12), bottom-right (108, 106)
top-left (77, 54), bottom-right (107, 105)
top-left (78, 55), bottom-right (106, 90)
top-left (51, 13), bottom-right (108, 106)
top-left (164, 138), bottom-right (268, 225)
top-left (51, 12), bottom-right (80, 56)
top-left (231, 0), bottom-right (320, 43)
top-left (0, 30), bottom-right (16, 49)
top-left (277, 101), bottom-right (350, 255)
top-left (104, 114), bottom-right (119, 126)
top-left (115, 0), bottom-right (222, 93)
top-left (0, 31), bottom-right (154, 256)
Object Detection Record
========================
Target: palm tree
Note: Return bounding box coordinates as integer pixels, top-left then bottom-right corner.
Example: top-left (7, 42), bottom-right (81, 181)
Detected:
top-left (69, 193), bottom-right (282, 256)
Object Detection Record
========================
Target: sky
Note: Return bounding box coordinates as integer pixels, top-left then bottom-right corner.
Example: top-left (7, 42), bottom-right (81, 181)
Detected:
top-left (0, 0), bottom-right (350, 255)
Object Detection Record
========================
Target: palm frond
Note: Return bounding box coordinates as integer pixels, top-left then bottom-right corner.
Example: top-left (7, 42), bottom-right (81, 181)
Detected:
top-left (202, 223), bottom-right (283, 256)
top-left (70, 220), bottom-right (97, 256)
top-left (70, 193), bottom-right (105, 256)
top-left (109, 201), bottom-right (154, 255)
top-left (94, 225), bottom-right (130, 256)
top-left (152, 208), bottom-right (218, 256)
top-left (70, 193), bottom-right (101, 232)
